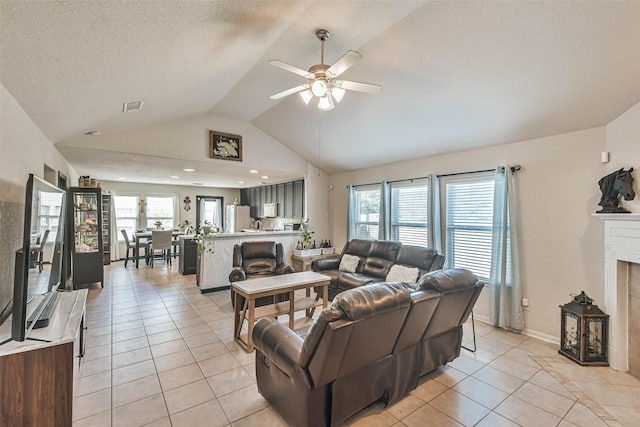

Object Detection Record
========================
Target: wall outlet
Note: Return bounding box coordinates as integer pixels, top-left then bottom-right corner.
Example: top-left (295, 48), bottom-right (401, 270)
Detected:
top-left (522, 298), bottom-right (529, 307)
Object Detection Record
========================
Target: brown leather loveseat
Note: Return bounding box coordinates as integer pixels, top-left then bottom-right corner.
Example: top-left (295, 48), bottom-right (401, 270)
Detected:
top-left (252, 268), bottom-right (483, 426)
top-left (312, 239), bottom-right (445, 300)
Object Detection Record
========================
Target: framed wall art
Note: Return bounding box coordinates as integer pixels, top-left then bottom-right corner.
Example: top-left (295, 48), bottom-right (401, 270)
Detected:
top-left (209, 130), bottom-right (242, 162)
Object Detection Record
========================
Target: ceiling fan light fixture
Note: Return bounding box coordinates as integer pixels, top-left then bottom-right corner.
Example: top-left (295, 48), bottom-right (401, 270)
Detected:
top-left (311, 80), bottom-right (328, 97)
top-left (299, 89), bottom-right (313, 105)
top-left (331, 86), bottom-right (346, 103)
top-left (318, 94), bottom-right (334, 111)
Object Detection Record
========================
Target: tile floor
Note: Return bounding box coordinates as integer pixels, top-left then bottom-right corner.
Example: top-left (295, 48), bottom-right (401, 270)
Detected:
top-left (72, 263), bottom-right (640, 426)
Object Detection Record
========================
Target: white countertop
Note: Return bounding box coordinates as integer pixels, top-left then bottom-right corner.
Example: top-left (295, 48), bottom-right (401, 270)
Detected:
top-left (181, 230), bottom-right (302, 240)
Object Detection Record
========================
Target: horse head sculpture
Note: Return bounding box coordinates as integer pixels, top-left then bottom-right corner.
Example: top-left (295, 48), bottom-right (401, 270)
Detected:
top-left (597, 167), bottom-right (636, 213)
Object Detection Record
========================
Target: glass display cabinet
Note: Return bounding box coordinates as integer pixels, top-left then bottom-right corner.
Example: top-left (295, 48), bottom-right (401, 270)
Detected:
top-left (101, 194), bottom-right (111, 265)
top-left (71, 187), bottom-right (104, 288)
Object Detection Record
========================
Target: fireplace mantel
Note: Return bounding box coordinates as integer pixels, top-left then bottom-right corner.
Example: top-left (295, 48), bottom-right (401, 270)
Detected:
top-left (594, 213), bottom-right (640, 371)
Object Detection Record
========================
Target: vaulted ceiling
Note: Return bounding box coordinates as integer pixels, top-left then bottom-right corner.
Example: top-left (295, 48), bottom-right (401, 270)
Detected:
top-left (2, 1), bottom-right (639, 187)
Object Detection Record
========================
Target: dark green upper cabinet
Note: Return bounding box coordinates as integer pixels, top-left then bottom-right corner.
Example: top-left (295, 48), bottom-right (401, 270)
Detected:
top-left (241, 179), bottom-right (304, 219)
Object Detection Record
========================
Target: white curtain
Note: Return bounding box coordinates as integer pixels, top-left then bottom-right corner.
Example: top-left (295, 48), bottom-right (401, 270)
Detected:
top-left (379, 181), bottom-right (391, 240)
top-left (429, 174), bottom-right (443, 255)
top-left (110, 197), bottom-right (121, 260)
top-left (172, 194), bottom-right (180, 228)
top-left (489, 165), bottom-right (524, 331)
top-left (347, 184), bottom-right (356, 241)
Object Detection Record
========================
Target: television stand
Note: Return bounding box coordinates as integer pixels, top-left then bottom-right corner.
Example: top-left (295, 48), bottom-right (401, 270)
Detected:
top-left (0, 289), bottom-right (87, 425)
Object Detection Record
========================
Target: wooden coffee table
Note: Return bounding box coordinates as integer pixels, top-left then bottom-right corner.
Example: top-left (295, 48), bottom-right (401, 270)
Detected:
top-left (232, 271), bottom-right (330, 352)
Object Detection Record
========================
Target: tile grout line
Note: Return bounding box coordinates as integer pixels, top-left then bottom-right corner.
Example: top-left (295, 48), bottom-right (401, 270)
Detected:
top-left (531, 355), bottom-right (619, 425)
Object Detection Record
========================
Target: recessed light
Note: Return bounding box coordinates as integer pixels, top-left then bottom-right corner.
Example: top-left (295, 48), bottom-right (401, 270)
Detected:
top-left (85, 130), bottom-right (101, 136)
top-left (119, 177), bottom-right (127, 180)
top-left (238, 181), bottom-right (245, 184)
top-left (183, 168), bottom-right (195, 172)
top-left (261, 175), bottom-right (269, 179)
top-left (259, 182), bottom-right (266, 185)
top-left (249, 170), bottom-right (258, 174)
top-left (170, 175), bottom-right (179, 179)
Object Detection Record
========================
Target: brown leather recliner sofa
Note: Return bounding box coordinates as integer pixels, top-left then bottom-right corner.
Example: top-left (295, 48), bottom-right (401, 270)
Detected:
top-left (229, 241), bottom-right (295, 307)
top-left (312, 239), bottom-right (445, 300)
top-left (252, 268), bottom-right (484, 427)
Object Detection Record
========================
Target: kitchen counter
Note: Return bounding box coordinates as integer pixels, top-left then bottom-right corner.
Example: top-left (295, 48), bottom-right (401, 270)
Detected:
top-left (197, 231), bottom-right (302, 292)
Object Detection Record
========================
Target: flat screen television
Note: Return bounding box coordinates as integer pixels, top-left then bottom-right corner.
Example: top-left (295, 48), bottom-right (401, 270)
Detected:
top-left (0, 174), bottom-right (66, 343)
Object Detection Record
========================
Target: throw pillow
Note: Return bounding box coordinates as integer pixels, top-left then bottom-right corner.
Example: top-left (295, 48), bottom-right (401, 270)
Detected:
top-left (386, 264), bottom-right (420, 283)
top-left (339, 254), bottom-right (360, 273)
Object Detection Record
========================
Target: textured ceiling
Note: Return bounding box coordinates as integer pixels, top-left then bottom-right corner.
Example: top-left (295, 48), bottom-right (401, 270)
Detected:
top-left (2, 1), bottom-right (639, 186)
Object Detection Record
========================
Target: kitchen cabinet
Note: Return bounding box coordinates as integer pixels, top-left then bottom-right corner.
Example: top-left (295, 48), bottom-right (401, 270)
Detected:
top-left (240, 179), bottom-right (304, 219)
top-left (293, 180), bottom-right (304, 219)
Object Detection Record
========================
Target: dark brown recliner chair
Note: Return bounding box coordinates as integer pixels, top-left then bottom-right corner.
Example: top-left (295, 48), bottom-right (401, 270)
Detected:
top-left (229, 241), bottom-right (295, 307)
top-left (388, 268), bottom-right (484, 404)
top-left (252, 282), bottom-right (412, 427)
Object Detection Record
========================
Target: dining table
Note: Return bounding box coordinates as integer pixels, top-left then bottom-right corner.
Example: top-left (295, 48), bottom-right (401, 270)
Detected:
top-left (133, 230), bottom-right (184, 268)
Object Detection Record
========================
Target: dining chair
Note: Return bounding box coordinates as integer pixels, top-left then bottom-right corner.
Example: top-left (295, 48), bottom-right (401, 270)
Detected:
top-left (121, 229), bottom-right (148, 268)
top-left (150, 230), bottom-right (173, 266)
top-left (29, 229), bottom-right (50, 273)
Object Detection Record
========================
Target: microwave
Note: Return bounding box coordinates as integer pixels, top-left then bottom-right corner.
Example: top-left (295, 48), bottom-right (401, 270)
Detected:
top-left (264, 203), bottom-right (278, 217)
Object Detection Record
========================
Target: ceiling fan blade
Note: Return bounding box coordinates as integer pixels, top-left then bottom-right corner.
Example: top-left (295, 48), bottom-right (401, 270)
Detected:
top-left (327, 50), bottom-right (362, 77)
top-left (269, 60), bottom-right (311, 78)
top-left (339, 80), bottom-right (382, 94)
top-left (270, 84), bottom-right (311, 100)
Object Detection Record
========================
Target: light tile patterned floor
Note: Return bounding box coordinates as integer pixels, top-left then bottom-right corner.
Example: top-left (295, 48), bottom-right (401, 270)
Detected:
top-left (72, 263), bottom-right (640, 426)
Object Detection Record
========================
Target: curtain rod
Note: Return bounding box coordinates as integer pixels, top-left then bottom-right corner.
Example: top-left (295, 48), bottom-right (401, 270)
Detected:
top-left (437, 164), bottom-right (521, 178)
top-left (349, 165), bottom-right (521, 188)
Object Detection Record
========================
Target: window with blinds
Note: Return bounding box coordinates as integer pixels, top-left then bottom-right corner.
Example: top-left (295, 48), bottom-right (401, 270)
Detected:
top-left (390, 179), bottom-right (429, 246)
top-left (353, 184), bottom-right (381, 240)
top-left (114, 195), bottom-right (139, 241)
top-left (441, 173), bottom-right (494, 280)
top-left (146, 196), bottom-right (175, 229)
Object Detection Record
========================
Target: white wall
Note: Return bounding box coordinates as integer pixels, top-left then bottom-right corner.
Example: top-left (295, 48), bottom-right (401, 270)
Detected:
top-left (0, 84), bottom-right (77, 309)
top-left (606, 101), bottom-right (640, 213)
top-left (328, 127), bottom-right (607, 341)
top-left (304, 163), bottom-right (330, 246)
top-left (59, 113), bottom-right (308, 176)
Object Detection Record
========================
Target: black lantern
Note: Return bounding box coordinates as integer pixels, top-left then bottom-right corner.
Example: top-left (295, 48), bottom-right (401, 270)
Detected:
top-left (559, 291), bottom-right (609, 366)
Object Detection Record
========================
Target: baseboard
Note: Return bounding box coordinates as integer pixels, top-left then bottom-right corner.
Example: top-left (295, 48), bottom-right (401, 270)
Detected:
top-left (473, 313), bottom-right (559, 345)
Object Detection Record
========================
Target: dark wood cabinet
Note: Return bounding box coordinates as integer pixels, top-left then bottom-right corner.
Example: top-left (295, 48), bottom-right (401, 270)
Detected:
top-left (293, 180), bottom-right (304, 219)
top-left (240, 179), bottom-right (304, 219)
top-left (179, 237), bottom-right (197, 275)
top-left (284, 181), bottom-right (294, 218)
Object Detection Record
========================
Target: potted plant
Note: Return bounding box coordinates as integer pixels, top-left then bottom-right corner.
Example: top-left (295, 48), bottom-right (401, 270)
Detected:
top-left (154, 220), bottom-right (163, 230)
top-left (179, 219), bottom-right (194, 234)
top-left (193, 221), bottom-right (219, 254)
top-left (295, 218), bottom-right (319, 256)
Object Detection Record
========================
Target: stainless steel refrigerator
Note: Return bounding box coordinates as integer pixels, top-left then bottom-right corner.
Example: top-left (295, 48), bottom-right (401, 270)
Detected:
top-left (225, 205), bottom-right (251, 233)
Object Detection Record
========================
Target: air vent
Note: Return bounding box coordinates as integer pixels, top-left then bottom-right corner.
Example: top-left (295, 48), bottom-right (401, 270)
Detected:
top-left (122, 100), bottom-right (144, 113)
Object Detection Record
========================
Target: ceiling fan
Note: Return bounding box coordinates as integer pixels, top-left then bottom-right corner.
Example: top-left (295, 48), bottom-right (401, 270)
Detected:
top-left (269, 29), bottom-right (382, 111)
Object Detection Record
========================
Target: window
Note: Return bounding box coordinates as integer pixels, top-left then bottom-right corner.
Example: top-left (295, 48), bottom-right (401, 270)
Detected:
top-left (390, 179), bottom-right (429, 246)
top-left (146, 196), bottom-right (175, 229)
top-left (352, 184), bottom-right (381, 240)
top-left (196, 196), bottom-right (223, 231)
top-left (440, 173), bottom-right (494, 280)
top-left (114, 195), bottom-right (139, 241)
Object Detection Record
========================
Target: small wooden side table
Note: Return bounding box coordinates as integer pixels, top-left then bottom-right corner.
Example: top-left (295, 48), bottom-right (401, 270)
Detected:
top-left (292, 253), bottom-right (340, 272)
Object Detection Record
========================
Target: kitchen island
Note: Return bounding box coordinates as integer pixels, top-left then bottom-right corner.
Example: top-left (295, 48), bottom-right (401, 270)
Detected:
top-left (197, 230), bottom-right (302, 293)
